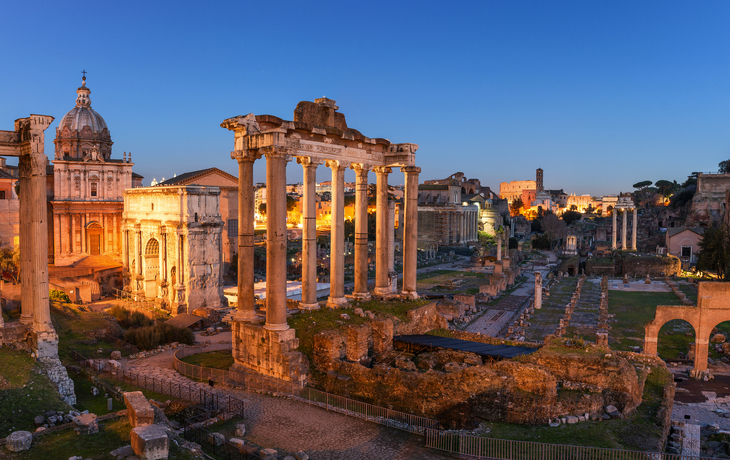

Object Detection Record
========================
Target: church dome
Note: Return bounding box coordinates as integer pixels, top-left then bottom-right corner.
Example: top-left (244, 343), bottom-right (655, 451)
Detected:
top-left (59, 77), bottom-right (108, 134)
top-left (54, 76), bottom-right (113, 160)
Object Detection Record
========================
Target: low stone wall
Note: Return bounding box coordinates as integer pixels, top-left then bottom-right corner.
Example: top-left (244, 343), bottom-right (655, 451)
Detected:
top-left (620, 255), bottom-right (681, 277)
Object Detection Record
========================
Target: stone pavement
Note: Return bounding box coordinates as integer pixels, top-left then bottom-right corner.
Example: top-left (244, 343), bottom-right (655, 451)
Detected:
top-left (126, 354), bottom-right (454, 460)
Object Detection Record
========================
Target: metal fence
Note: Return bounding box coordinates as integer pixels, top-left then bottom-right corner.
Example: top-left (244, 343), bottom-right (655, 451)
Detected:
top-left (173, 346), bottom-right (439, 435)
top-left (424, 429), bottom-right (708, 460)
top-left (70, 350), bottom-right (245, 418)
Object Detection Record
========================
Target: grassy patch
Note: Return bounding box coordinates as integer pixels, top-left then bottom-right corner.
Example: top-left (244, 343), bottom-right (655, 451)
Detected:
top-left (0, 349), bottom-right (72, 435)
top-left (70, 372), bottom-right (119, 415)
top-left (608, 290), bottom-right (682, 354)
top-left (180, 350), bottom-right (234, 370)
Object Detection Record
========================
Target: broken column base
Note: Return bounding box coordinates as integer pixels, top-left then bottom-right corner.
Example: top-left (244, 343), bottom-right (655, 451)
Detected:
top-left (596, 331), bottom-right (609, 347)
top-left (131, 424), bottom-right (169, 460)
top-left (231, 322), bottom-right (308, 385)
top-left (30, 329), bottom-right (59, 358)
top-left (399, 290), bottom-right (419, 300)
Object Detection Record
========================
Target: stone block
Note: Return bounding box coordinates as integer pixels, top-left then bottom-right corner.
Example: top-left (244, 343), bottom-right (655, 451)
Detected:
top-left (131, 424), bottom-right (169, 460)
top-left (346, 325), bottom-right (370, 362)
top-left (566, 416), bottom-right (579, 424)
top-left (294, 451), bottom-right (310, 460)
top-left (260, 448), bottom-right (278, 457)
top-left (208, 432), bottom-right (225, 446)
top-left (6, 431), bottom-right (32, 452)
top-left (229, 438), bottom-right (245, 449)
top-left (371, 320), bottom-right (394, 355)
top-left (124, 391), bottom-right (155, 427)
top-left (73, 413), bottom-right (99, 435)
top-left (235, 422), bottom-right (246, 437)
top-left (110, 350), bottom-right (122, 360)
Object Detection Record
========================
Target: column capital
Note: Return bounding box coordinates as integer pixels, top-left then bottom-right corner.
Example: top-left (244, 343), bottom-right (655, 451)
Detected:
top-left (401, 166), bottom-right (421, 174)
top-left (230, 149), bottom-right (262, 162)
top-left (350, 163), bottom-right (371, 174)
top-left (372, 166), bottom-right (392, 175)
top-left (296, 156), bottom-right (322, 167)
top-left (260, 145), bottom-right (291, 161)
top-left (220, 113), bottom-right (260, 135)
top-left (325, 159), bottom-right (349, 171)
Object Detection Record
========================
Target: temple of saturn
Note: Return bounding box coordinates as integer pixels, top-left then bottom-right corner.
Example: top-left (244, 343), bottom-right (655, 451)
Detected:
top-left (221, 98), bottom-right (419, 383)
top-left (612, 196), bottom-right (637, 251)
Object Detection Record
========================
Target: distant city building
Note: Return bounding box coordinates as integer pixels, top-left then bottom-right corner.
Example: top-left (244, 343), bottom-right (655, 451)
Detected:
top-left (0, 158), bottom-right (19, 249)
top-left (417, 183), bottom-right (479, 246)
top-left (500, 180), bottom-right (536, 204)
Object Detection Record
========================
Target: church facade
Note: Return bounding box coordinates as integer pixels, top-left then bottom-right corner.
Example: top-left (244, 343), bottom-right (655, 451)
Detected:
top-left (48, 77), bottom-right (142, 266)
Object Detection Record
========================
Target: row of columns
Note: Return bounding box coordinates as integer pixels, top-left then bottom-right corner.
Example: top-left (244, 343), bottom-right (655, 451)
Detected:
top-left (611, 207), bottom-right (637, 250)
top-left (53, 212), bottom-right (121, 256)
top-left (232, 146), bottom-right (420, 332)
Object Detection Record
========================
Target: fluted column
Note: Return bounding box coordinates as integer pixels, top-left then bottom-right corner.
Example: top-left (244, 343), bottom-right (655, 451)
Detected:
top-left (373, 166), bottom-right (392, 296)
top-left (632, 207), bottom-right (637, 251)
top-left (234, 152), bottom-right (260, 321)
top-left (622, 208), bottom-right (628, 250)
top-left (18, 154), bottom-right (32, 326)
top-left (612, 208), bottom-right (617, 250)
top-left (401, 166), bottom-right (420, 299)
top-left (326, 160), bottom-right (348, 308)
top-left (388, 199), bottom-right (396, 293)
top-left (263, 147), bottom-right (290, 330)
top-left (299, 157), bottom-right (321, 308)
top-left (497, 234), bottom-right (502, 260)
top-left (350, 163), bottom-right (371, 300)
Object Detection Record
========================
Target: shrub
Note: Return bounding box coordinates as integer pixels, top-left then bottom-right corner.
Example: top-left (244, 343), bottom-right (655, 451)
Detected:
top-left (49, 289), bottom-right (71, 303)
top-left (123, 323), bottom-right (195, 350)
top-left (108, 305), bottom-right (154, 329)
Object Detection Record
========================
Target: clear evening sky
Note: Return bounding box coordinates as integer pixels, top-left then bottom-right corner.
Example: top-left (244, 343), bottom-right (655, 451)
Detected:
top-left (2, 1), bottom-right (729, 196)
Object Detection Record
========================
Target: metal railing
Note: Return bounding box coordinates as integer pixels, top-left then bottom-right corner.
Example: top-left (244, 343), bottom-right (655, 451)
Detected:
top-left (173, 346), bottom-right (439, 435)
top-left (424, 429), bottom-right (708, 460)
top-left (70, 350), bottom-right (245, 418)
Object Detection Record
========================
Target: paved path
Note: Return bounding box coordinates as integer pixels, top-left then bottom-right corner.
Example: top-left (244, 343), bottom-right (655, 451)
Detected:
top-left (126, 351), bottom-right (454, 460)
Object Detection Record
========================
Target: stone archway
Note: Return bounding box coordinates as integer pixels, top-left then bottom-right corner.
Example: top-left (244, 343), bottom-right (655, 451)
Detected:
top-left (144, 238), bottom-right (159, 299)
top-left (86, 222), bottom-right (103, 255)
top-left (645, 282), bottom-right (730, 374)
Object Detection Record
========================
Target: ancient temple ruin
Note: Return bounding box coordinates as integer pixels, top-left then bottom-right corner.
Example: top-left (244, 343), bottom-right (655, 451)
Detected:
top-left (221, 98), bottom-right (420, 383)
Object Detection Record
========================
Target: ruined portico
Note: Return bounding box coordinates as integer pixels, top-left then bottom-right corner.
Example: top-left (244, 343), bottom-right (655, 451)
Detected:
top-left (222, 98), bottom-right (419, 383)
top-left (611, 196), bottom-right (637, 251)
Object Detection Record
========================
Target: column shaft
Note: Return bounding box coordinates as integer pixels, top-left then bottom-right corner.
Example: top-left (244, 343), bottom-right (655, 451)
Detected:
top-left (29, 153), bottom-right (52, 330)
top-left (18, 155), bottom-right (32, 325)
top-left (236, 157), bottom-right (258, 321)
top-left (264, 149), bottom-right (289, 330)
top-left (326, 161), bottom-right (348, 307)
top-left (612, 208), bottom-right (617, 249)
top-left (632, 207), bottom-right (637, 250)
top-left (300, 158), bottom-right (320, 308)
top-left (388, 199), bottom-right (396, 292)
top-left (622, 209), bottom-right (628, 250)
top-left (351, 164), bottom-right (370, 300)
top-left (401, 166), bottom-right (420, 298)
top-left (373, 167), bottom-right (391, 296)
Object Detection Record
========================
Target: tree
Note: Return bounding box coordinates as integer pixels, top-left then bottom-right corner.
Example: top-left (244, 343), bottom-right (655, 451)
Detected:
top-left (562, 210), bottom-right (581, 225)
top-left (720, 160), bottom-right (730, 174)
top-left (537, 206), bottom-right (545, 220)
top-left (509, 197), bottom-right (524, 216)
top-left (0, 247), bottom-right (19, 283)
top-left (541, 214), bottom-right (567, 248)
top-left (654, 180), bottom-right (675, 199)
top-left (286, 196), bottom-right (298, 212)
top-left (696, 226), bottom-right (729, 279)
top-left (569, 204), bottom-right (577, 211)
top-left (258, 203), bottom-right (266, 216)
top-left (632, 181), bottom-right (653, 208)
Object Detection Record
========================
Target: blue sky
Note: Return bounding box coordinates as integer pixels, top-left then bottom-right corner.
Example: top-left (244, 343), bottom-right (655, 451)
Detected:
top-left (2, 1), bottom-right (729, 196)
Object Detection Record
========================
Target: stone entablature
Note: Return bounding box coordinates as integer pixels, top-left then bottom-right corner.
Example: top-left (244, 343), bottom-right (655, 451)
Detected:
top-left (122, 185), bottom-right (225, 313)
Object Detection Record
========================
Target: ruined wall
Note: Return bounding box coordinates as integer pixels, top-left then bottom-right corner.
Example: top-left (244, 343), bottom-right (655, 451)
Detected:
top-left (620, 255), bottom-right (681, 277)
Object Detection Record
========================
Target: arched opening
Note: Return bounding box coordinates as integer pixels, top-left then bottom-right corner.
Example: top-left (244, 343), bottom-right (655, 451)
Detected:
top-left (144, 238), bottom-right (160, 299)
top-left (657, 319), bottom-right (696, 361)
top-left (707, 320), bottom-right (730, 367)
top-left (86, 222), bottom-right (103, 255)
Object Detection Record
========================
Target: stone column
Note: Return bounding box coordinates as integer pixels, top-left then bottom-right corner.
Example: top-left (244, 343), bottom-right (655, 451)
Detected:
top-left (534, 271), bottom-right (542, 309)
top-left (401, 166), bottom-right (420, 299)
top-left (135, 225), bottom-right (144, 298)
top-left (373, 166), bottom-right (392, 297)
top-left (632, 207), bottom-right (637, 251)
top-left (18, 154), bottom-right (32, 326)
top-left (53, 214), bottom-right (60, 261)
top-left (612, 208), bottom-right (617, 250)
top-left (350, 163), bottom-right (370, 300)
top-left (234, 152), bottom-right (259, 321)
top-left (388, 199), bottom-right (396, 293)
top-left (299, 157), bottom-right (321, 308)
top-left (264, 147), bottom-right (290, 330)
top-left (622, 208), bottom-right (628, 250)
top-left (326, 160), bottom-right (348, 308)
top-left (497, 234), bottom-right (502, 260)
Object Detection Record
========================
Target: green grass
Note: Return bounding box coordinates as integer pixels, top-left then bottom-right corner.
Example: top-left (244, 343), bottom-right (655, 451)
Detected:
top-left (0, 349), bottom-right (73, 435)
top-left (180, 350), bottom-right (235, 370)
top-left (417, 269), bottom-right (464, 281)
top-left (608, 290), bottom-right (682, 354)
top-left (6, 417), bottom-right (200, 460)
top-left (70, 372), bottom-right (118, 416)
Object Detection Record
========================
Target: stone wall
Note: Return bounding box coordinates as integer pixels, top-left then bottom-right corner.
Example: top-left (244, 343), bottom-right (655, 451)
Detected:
top-left (620, 255), bottom-right (681, 277)
top-left (231, 323), bottom-right (309, 385)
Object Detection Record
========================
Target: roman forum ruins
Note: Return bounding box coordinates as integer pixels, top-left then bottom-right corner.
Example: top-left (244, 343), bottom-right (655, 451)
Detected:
top-left (0, 115), bottom-right (59, 357)
top-left (612, 196), bottom-right (637, 250)
top-left (221, 98), bottom-right (419, 382)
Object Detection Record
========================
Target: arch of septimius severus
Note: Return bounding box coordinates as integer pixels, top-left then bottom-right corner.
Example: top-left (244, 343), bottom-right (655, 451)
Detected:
top-left (221, 98), bottom-right (419, 383)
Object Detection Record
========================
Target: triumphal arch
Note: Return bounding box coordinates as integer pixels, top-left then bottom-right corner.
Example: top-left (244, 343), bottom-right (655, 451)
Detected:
top-left (221, 98), bottom-right (419, 383)
top-left (644, 282), bottom-right (730, 375)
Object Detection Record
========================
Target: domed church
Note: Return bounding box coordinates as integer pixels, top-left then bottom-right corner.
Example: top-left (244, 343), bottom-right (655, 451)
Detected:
top-left (49, 75), bottom-right (143, 266)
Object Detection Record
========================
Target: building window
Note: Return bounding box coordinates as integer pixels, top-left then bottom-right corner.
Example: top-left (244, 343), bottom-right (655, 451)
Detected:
top-left (90, 182), bottom-right (98, 197)
top-left (681, 246), bottom-right (692, 258)
top-left (228, 219), bottom-right (238, 236)
top-left (0, 191), bottom-right (5, 199)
